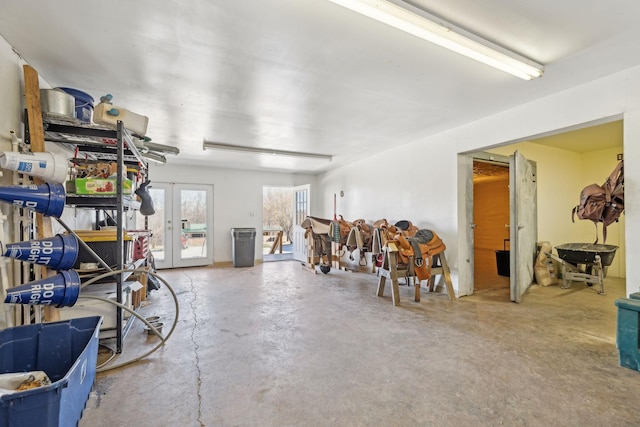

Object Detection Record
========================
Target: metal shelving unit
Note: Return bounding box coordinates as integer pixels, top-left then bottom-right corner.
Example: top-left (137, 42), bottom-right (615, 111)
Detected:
top-left (30, 117), bottom-right (149, 353)
top-left (42, 114), bottom-right (147, 165)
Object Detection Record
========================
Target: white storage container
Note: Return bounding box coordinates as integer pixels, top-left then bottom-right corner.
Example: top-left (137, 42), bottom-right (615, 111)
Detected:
top-left (58, 282), bottom-right (132, 334)
top-left (94, 102), bottom-right (149, 136)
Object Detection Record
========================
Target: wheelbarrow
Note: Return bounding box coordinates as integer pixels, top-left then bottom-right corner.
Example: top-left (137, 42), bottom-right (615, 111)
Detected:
top-left (546, 243), bottom-right (618, 295)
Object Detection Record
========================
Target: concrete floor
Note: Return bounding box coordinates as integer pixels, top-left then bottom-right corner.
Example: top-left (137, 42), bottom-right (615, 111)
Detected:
top-left (80, 261), bottom-right (640, 426)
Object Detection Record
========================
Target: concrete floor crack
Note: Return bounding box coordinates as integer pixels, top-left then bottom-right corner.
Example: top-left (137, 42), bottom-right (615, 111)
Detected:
top-left (187, 273), bottom-right (205, 427)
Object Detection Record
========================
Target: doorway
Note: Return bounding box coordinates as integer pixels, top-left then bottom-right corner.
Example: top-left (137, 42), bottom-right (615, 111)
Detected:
top-left (139, 182), bottom-right (213, 269)
top-left (460, 119), bottom-right (626, 302)
top-left (473, 160), bottom-right (510, 291)
top-left (459, 151), bottom-right (538, 302)
top-left (262, 186), bottom-right (294, 262)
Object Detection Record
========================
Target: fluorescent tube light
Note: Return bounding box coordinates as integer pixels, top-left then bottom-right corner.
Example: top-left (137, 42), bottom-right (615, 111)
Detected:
top-left (142, 151), bottom-right (167, 164)
top-left (327, 0), bottom-right (544, 80)
top-left (203, 141), bottom-right (333, 161)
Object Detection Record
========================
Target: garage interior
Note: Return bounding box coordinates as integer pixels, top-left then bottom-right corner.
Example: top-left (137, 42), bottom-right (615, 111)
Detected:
top-left (0, 1), bottom-right (639, 426)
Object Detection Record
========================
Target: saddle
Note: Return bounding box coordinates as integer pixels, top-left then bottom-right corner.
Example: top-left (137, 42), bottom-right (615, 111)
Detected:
top-left (393, 220), bottom-right (419, 237)
top-left (371, 219), bottom-right (419, 254)
top-left (328, 216), bottom-right (374, 264)
top-left (372, 220), bottom-right (446, 280)
top-left (395, 229), bottom-right (446, 281)
top-left (345, 218), bottom-right (373, 264)
top-left (302, 216), bottom-right (332, 264)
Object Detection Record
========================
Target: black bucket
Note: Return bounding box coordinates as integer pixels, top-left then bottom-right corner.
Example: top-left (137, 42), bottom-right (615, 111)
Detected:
top-left (495, 239), bottom-right (510, 277)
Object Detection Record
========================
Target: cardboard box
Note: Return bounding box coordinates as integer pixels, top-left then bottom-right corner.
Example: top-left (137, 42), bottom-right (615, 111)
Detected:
top-left (128, 269), bottom-right (149, 303)
top-left (74, 177), bottom-right (133, 194)
top-left (129, 280), bottom-right (144, 308)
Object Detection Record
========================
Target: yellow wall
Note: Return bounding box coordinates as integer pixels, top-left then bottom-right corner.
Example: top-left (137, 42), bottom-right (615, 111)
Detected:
top-left (580, 148), bottom-right (625, 277)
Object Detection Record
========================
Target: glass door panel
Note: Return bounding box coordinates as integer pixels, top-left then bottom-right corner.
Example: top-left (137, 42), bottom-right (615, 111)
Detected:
top-left (137, 183), bottom-right (213, 269)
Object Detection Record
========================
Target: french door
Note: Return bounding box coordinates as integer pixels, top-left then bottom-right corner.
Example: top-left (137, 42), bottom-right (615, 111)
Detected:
top-left (138, 182), bottom-right (213, 269)
top-left (292, 184), bottom-right (310, 262)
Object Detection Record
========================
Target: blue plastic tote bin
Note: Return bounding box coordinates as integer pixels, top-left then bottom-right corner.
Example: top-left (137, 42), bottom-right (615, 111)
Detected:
top-left (0, 316), bottom-right (102, 427)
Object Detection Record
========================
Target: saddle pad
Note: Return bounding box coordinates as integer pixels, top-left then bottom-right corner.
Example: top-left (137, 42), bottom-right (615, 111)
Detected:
top-left (300, 216), bottom-right (332, 234)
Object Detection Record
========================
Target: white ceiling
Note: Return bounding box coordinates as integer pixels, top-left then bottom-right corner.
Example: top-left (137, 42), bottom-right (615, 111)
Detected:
top-left (1, 0), bottom-right (638, 173)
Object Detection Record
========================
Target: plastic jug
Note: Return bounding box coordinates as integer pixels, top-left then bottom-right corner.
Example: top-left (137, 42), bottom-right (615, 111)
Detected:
top-left (93, 94), bottom-right (149, 136)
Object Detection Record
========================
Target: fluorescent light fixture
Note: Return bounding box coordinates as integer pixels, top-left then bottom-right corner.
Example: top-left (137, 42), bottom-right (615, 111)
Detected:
top-left (326, 0), bottom-right (544, 80)
top-left (142, 151), bottom-right (167, 164)
top-left (203, 141), bottom-right (333, 161)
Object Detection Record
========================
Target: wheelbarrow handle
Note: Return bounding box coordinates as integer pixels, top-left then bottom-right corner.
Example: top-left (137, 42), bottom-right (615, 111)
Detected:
top-left (545, 252), bottom-right (564, 265)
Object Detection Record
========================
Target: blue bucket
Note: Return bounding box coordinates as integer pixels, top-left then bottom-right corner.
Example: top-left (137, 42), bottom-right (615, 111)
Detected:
top-left (57, 87), bottom-right (94, 123)
top-left (4, 269), bottom-right (81, 308)
top-left (2, 233), bottom-right (79, 270)
top-left (0, 182), bottom-right (66, 218)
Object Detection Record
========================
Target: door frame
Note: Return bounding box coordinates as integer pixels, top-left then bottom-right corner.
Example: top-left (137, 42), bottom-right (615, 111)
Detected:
top-left (152, 182), bottom-right (214, 269)
top-left (458, 151), bottom-right (537, 300)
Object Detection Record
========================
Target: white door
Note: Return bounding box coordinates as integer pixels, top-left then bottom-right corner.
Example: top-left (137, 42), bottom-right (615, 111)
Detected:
top-left (292, 185), bottom-right (310, 262)
top-left (140, 182), bottom-right (213, 269)
top-left (509, 151), bottom-right (538, 302)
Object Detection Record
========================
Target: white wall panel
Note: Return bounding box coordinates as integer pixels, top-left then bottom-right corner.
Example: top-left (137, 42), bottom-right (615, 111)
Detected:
top-left (149, 163), bottom-right (317, 263)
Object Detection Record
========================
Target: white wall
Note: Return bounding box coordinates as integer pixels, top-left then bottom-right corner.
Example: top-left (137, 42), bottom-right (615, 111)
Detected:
top-left (0, 37), bottom-right (24, 204)
top-left (148, 163), bottom-right (317, 263)
top-left (0, 37), bottom-right (22, 329)
top-left (0, 38), bottom-right (99, 235)
top-left (317, 65), bottom-right (640, 297)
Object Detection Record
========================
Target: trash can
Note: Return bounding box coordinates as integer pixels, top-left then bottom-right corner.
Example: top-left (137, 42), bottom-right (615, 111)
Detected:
top-left (495, 239), bottom-right (510, 277)
top-left (231, 228), bottom-right (256, 267)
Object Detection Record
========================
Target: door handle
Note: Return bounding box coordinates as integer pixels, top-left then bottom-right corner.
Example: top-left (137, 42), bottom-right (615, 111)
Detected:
top-left (517, 225), bottom-right (524, 230)
top-left (470, 223), bottom-right (477, 229)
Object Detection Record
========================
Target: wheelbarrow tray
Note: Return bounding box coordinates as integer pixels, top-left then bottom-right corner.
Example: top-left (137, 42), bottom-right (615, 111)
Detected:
top-left (555, 243), bottom-right (618, 267)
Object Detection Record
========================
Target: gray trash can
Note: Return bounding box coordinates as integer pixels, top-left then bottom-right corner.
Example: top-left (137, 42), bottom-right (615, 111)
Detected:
top-left (231, 228), bottom-right (256, 267)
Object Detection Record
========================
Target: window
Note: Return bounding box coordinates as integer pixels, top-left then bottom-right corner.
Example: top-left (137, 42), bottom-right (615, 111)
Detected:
top-left (295, 189), bottom-right (308, 225)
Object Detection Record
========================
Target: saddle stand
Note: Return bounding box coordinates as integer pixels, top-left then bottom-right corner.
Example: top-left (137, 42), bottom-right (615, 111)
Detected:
top-left (376, 243), bottom-right (456, 306)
